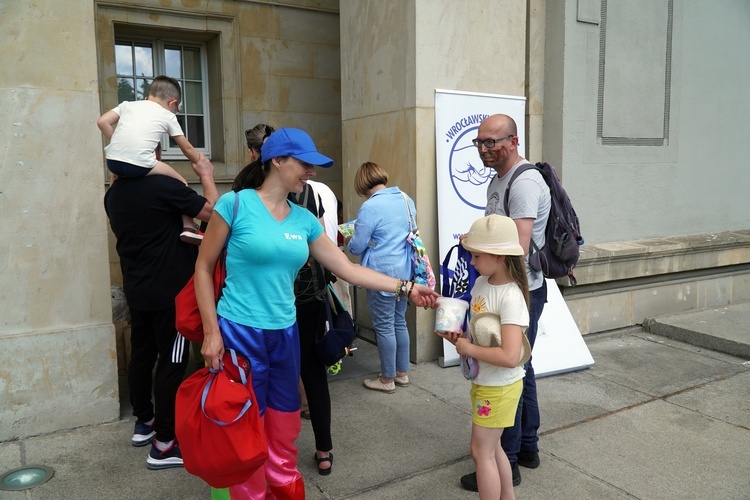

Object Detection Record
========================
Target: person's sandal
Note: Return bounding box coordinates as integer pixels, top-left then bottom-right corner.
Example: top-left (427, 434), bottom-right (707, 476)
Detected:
top-left (314, 452), bottom-right (333, 476)
top-left (300, 403), bottom-right (311, 420)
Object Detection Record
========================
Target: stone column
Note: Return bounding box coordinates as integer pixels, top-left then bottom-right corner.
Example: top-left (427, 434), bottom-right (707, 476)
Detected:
top-left (340, 0), bottom-right (528, 362)
top-left (0, 1), bottom-right (119, 440)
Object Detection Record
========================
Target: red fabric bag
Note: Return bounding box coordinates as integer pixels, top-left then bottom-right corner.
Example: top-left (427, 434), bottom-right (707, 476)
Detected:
top-left (175, 349), bottom-right (268, 488)
top-left (174, 253), bottom-right (226, 343)
top-left (175, 192), bottom-right (239, 343)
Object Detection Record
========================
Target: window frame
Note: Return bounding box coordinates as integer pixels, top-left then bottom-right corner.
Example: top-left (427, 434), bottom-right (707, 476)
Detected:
top-left (113, 36), bottom-right (212, 160)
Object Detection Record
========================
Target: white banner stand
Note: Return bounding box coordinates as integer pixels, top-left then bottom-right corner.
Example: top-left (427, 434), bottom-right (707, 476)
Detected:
top-left (533, 279), bottom-right (595, 377)
top-left (434, 89), bottom-right (525, 368)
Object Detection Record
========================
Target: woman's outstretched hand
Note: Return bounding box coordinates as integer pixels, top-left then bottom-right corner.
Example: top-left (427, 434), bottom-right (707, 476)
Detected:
top-left (408, 283), bottom-right (440, 309)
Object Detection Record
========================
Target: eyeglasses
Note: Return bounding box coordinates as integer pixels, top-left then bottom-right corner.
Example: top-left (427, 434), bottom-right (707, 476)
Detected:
top-left (471, 134), bottom-right (515, 149)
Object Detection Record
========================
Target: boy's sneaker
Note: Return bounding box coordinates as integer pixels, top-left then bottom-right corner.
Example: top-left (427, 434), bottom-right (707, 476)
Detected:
top-left (131, 419), bottom-right (156, 447)
top-left (180, 227), bottom-right (203, 246)
top-left (146, 440), bottom-right (184, 470)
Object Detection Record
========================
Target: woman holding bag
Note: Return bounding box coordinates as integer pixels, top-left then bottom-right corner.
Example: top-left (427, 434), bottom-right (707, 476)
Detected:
top-left (347, 161), bottom-right (417, 394)
top-left (194, 130), bottom-right (438, 499)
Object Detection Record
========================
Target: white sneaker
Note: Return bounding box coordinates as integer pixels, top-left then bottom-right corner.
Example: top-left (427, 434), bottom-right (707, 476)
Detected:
top-left (179, 230), bottom-right (203, 245)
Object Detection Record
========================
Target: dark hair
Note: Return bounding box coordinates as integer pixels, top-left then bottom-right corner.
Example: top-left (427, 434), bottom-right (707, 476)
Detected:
top-left (233, 123), bottom-right (278, 191)
top-left (148, 75), bottom-right (181, 102)
top-left (245, 123), bottom-right (275, 151)
top-left (354, 161), bottom-right (389, 197)
top-left (232, 158), bottom-right (269, 192)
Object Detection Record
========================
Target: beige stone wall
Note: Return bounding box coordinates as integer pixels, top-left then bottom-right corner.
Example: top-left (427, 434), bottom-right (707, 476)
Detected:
top-left (0, 0), bottom-right (119, 440)
top-left (1, 0), bottom-right (342, 441)
top-left (340, 0), bottom-right (527, 362)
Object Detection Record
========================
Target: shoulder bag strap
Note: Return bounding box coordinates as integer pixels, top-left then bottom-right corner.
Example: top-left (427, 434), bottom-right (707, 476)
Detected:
top-left (400, 191), bottom-right (416, 231)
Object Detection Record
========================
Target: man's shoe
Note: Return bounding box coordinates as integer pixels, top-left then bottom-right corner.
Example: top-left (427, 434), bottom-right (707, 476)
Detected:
top-left (131, 419), bottom-right (156, 447)
top-left (460, 472), bottom-right (478, 492)
top-left (460, 465), bottom-right (521, 492)
top-left (394, 374), bottom-right (410, 387)
top-left (511, 461), bottom-right (521, 486)
top-left (517, 450), bottom-right (540, 469)
top-left (146, 440), bottom-right (184, 470)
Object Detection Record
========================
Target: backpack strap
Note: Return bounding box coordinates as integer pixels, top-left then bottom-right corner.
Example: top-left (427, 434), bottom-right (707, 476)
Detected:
top-left (502, 163), bottom-right (542, 256)
top-left (292, 184), bottom-right (326, 301)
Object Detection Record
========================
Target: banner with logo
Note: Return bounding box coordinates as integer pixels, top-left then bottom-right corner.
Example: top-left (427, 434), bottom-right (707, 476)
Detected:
top-left (434, 89), bottom-right (526, 366)
top-left (434, 90), bottom-right (595, 377)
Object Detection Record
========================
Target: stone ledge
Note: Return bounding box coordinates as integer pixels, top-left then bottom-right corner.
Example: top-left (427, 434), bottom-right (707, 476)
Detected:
top-left (571, 230), bottom-right (750, 285)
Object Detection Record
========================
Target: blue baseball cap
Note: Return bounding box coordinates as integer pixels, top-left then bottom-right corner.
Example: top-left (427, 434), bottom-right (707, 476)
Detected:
top-left (260, 128), bottom-right (334, 168)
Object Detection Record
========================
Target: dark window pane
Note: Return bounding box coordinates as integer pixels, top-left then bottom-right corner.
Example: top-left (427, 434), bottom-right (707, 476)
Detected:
top-left (169, 115), bottom-right (186, 149)
top-left (187, 116), bottom-right (205, 148)
top-left (117, 77), bottom-right (135, 102)
top-left (115, 43), bottom-right (133, 75)
top-left (134, 43), bottom-right (153, 77)
top-left (185, 81), bottom-right (203, 114)
top-left (184, 47), bottom-right (201, 79)
top-left (165, 46), bottom-right (182, 78)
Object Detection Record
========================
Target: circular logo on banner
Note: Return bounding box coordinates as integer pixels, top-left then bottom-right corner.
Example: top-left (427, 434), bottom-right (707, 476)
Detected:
top-left (447, 126), bottom-right (495, 210)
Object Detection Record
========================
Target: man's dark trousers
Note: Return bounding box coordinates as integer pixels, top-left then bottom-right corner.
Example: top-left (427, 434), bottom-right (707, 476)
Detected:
top-left (501, 279), bottom-right (547, 463)
top-left (128, 307), bottom-right (189, 443)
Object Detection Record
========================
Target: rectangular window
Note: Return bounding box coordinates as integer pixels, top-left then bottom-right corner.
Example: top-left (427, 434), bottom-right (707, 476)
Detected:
top-left (114, 39), bottom-right (211, 159)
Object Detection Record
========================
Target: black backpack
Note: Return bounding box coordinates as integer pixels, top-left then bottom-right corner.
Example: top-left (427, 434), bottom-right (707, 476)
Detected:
top-left (290, 184), bottom-right (334, 304)
top-left (504, 162), bottom-right (583, 285)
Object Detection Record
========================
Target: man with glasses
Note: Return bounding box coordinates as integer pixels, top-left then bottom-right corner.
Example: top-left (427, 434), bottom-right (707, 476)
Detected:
top-left (461, 114), bottom-right (551, 490)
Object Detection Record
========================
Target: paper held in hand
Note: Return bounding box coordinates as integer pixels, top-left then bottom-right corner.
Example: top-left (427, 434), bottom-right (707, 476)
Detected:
top-left (337, 220), bottom-right (356, 238)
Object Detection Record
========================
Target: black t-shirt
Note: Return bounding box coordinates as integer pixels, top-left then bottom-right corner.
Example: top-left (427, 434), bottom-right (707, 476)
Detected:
top-left (104, 176), bottom-right (207, 311)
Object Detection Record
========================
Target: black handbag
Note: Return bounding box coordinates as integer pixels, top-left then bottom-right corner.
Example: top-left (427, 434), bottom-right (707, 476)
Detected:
top-left (316, 284), bottom-right (355, 367)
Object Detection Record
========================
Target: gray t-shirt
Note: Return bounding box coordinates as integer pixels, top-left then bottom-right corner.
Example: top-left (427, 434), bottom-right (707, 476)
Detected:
top-left (485, 162), bottom-right (551, 290)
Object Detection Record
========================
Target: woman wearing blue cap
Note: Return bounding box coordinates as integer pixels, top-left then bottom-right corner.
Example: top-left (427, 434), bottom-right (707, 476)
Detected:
top-left (194, 128), bottom-right (439, 499)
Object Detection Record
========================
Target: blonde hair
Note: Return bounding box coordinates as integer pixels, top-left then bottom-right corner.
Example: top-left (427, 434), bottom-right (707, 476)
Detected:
top-left (505, 255), bottom-right (530, 309)
top-left (354, 161), bottom-right (389, 197)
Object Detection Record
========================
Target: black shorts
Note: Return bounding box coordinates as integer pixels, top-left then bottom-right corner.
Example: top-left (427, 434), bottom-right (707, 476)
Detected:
top-left (107, 159), bottom-right (151, 178)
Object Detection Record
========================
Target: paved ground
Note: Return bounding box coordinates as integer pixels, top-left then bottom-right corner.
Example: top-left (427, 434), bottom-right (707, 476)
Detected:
top-left (2, 303), bottom-right (750, 499)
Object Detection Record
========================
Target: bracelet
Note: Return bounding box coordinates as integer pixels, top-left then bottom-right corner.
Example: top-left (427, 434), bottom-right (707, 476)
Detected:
top-left (407, 279), bottom-right (415, 297)
top-left (395, 278), bottom-right (402, 296)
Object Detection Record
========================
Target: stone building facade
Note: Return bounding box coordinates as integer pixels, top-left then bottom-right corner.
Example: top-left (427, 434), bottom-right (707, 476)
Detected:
top-left (1, 0), bottom-right (748, 440)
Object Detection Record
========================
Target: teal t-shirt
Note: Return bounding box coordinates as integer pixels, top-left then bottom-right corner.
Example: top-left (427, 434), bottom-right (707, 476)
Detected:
top-left (215, 189), bottom-right (323, 329)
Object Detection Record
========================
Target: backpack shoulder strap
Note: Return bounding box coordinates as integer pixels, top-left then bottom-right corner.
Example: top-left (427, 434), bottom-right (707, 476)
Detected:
top-left (502, 163), bottom-right (537, 215)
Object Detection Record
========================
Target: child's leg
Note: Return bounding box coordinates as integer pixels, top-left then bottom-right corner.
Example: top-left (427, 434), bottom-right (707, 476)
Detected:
top-left (471, 424), bottom-right (510, 500)
top-left (148, 160), bottom-right (188, 186)
top-left (181, 214), bottom-right (196, 230)
top-left (495, 429), bottom-right (515, 500)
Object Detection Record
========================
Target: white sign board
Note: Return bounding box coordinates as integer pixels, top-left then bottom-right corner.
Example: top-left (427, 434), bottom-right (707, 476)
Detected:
top-left (434, 90), bottom-right (594, 377)
top-left (435, 89), bottom-right (525, 366)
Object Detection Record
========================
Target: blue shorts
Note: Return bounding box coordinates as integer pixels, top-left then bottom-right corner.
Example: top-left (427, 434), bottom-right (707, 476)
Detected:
top-left (107, 159), bottom-right (151, 178)
top-left (218, 316), bottom-right (301, 416)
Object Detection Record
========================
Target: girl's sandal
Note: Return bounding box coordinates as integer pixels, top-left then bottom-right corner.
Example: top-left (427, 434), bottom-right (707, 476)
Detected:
top-left (300, 403), bottom-right (311, 420)
top-left (314, 452), bottom-right (333, 476)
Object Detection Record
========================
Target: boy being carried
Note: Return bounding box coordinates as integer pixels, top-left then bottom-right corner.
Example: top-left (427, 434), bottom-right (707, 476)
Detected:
top-left (97, 75), bottom-right (210, 245)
